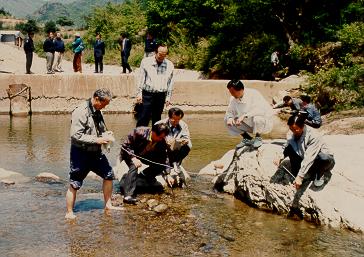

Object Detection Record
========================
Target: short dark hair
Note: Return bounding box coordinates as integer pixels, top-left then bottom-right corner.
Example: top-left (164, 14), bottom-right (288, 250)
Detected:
top-left (168, 107), bottom-right (184, 118)
top-left (120, 32), bottom-right (127, 38)
top-left (287, 114), bottom-right (306, 128)
top-left (227, 80), bottom-right (244, 91)
top-left (152, 123), bottom-right (170, 136)
top-left (96, 33), bottom-right (101, 37)
top-left (283, 95), bottom-right (292, 103)
top-left (300, 95), bottom-right (311, 104)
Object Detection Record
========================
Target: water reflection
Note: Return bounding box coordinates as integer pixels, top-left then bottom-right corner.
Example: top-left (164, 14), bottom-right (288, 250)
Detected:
top-left (0, 114), bottom-right (363, 256)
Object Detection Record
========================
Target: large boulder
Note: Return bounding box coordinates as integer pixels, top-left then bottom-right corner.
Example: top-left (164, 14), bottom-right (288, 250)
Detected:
top-left (199, 135), bottom-right (364, 232)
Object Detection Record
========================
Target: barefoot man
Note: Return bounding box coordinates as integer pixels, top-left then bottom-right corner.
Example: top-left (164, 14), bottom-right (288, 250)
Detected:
top-left (65, 88), bottom-right (122, 219)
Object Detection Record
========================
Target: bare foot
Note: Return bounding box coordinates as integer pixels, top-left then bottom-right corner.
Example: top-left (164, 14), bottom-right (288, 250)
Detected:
top-left (65, 212), bottom-right (77, 220)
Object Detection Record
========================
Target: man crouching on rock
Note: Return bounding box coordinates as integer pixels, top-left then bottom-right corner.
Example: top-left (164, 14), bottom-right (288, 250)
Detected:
top-left (65, 88), bottom-right (122, 219)
top-left (119, 123), bottom-right (175, 204)
top-left (225, 79), bottom-right (274, 149)
top-left (276, 115), bottom-right (335, 189)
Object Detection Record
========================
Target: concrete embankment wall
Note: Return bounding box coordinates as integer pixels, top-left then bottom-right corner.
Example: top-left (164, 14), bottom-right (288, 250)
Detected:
top-left (0, 74), bottom-right (299, 114)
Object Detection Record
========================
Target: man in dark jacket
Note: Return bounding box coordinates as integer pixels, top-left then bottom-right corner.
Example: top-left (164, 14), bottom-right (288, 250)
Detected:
top-left (24, 32), bottom-right (34, 74)
top-left (43, 32), bottom-right (55, 74)
top-left (93, 33), bottom-right (105, 73)
top-left (53, 32), bottom-right (65, 72)
top-left (119, 123), bottom-right (174, 204)
top-left (118, 32), bottom-right (132, 73)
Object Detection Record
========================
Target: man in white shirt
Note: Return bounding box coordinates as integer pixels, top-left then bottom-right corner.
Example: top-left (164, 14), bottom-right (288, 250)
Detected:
top-left (136, 44), bottom-right (174, 127)
top-left (224, 79), bottom-right (274, 149)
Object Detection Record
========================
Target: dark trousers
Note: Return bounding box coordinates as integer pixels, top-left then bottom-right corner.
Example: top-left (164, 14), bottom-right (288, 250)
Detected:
top-left (121, 53), bottom-right (132, 73)
top-left (169, 145), bottom-right (190, 165)
top-left (94, 55), bottom-right (103, 72)
top-left (284, 144), bottom-right (335, 179)
top-left (119, 161), bottom-right (164, 197)
top-left (136, 90), bottom-right (166, 127)
top-left (25, 52), bottom-right (33, 73)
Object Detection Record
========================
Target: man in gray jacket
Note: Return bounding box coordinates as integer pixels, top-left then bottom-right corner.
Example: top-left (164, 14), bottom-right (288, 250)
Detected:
top-left (155, 107), bottom-right (192, 168)
top-left (65, 88), bottom-right (122, 219)
top-left (277, 115), bottom-right (335, 189)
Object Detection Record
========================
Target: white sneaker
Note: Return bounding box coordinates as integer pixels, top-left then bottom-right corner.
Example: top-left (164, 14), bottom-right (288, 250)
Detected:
top-left (314, 174), bottom-right (325, 187)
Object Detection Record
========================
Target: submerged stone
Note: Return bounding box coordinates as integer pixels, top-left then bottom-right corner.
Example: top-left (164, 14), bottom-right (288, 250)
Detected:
top-left (153, 203), bottom-right (168, 213)
top-left (35, 172), bottom-right (61, 183)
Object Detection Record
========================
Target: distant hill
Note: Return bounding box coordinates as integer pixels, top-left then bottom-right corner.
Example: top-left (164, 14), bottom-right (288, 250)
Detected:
top-left (0, 0), bottom-right (75, 18)
top-left (31, 0), bottom-right (124, 27)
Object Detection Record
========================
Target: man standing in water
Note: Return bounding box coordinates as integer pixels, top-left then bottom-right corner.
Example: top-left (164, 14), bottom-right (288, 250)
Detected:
top-left (225, 79), bottom-right (274, 149)
top-left (65, 88), bottom-right (122, 219)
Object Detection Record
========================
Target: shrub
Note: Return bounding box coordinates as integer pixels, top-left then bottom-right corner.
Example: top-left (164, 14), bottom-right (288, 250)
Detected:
top-left (306, 64), bottom-right (364, 113)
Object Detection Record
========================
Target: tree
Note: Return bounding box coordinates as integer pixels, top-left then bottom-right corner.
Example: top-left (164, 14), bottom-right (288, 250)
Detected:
top-left (44, 20), bottom-right (58, 34)
top-left (56, 16), bottom-right (74, 27)
top-left (0, 7), bottom-right (11, 16)
top-left (15, 19), bottom-right (40, 34)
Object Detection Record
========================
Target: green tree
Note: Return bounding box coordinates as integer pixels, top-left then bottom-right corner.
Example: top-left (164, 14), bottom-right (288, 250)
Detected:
top-left (44, 20), bottom-right (58, 34)
top-left (56, 16), bottom-right (74, 27)
top-left (0, 7), bottom-right (11, 16)
top-left (15, 19), bottom-right (40, 34)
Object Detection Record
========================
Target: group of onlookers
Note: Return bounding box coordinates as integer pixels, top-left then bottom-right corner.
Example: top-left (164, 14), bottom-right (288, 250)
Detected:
top-left (23, 31), bottom-right (158, 75)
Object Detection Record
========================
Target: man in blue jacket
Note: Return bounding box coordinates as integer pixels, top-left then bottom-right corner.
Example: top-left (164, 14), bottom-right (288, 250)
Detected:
top-left (43, 32), bottom-right (55, 74)
top-left (53, 32), bottom-right (65, 72)
top-left (93, 33), bottom-right (105, 73)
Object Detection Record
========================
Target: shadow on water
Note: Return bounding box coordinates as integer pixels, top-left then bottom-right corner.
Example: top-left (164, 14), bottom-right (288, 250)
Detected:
top-left (74, 199), bottom-right (104, 212)
top-left (0, 114), bottom-right (363, 256)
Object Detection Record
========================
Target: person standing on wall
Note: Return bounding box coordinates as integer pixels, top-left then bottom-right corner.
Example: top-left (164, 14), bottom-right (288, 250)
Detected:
top-left (94, 33), bottom-right (105, 73)
top-left (43, 31), bottom-right (55, 74)
top-left (144, 32), bottom-right (157, 57)
top-left (118, 32), bottom-right (132, 74)
top-left (24, 32), bottom-right (34, 74)
top-left (136, 44), bottom-right (174, 127)
top-left (53, 32), bottom-right (65, 72)
top-left (72, 32), bottom-right (84, 73)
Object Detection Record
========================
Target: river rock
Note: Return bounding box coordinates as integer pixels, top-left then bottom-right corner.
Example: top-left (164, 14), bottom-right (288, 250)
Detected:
top-left (35, 172), bottom-right (60, 183)
top-left (1, 179), bottom-right (15, 185)
top-left (153, 204), bottom-right (168, 213)
top-left (0, 167), bottom-right (29, 183)
top-left (199, 135), bottom-right (364, 232)
top-left (147, 199), bottom-right (159, 209)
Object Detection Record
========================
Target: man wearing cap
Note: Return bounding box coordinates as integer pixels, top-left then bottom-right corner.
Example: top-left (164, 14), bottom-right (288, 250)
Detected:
top-left (72, 32), bottom-right (84, 73)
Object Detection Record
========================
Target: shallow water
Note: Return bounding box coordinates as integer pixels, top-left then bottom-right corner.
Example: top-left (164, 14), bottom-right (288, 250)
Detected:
top-left (0, 114), bottom-right (363, 257)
